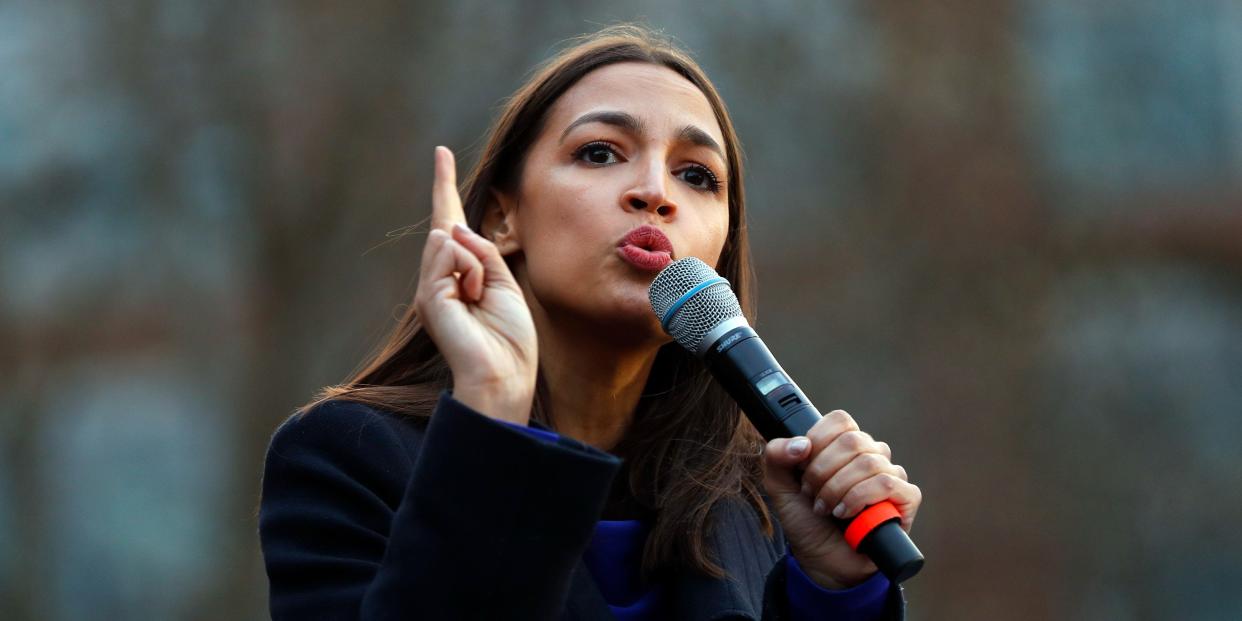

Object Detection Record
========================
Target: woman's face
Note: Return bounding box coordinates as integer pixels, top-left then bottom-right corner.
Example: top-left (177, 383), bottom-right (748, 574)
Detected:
top-left (496, 61), bottom-right (731, 341)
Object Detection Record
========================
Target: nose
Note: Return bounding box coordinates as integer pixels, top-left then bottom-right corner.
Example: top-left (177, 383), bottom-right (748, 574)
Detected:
top-left (622, 159), bottom-right (677, 218)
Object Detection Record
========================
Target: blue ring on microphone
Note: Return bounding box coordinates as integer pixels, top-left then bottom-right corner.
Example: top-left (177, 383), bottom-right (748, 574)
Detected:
top-left (661, 277), bottom-right (728, 332)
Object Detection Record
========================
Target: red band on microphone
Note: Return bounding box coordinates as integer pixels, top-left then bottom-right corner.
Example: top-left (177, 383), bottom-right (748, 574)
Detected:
top-left (844, 501), bottom-right (902, 551)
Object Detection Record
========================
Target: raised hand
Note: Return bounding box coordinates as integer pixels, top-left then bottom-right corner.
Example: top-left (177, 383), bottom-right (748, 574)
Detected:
top-left (413, 146), bottom-right (538, 424)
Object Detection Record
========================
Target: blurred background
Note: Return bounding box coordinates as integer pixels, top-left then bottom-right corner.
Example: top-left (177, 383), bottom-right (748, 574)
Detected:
top-left (2, 1), bottom-right (1240, 619)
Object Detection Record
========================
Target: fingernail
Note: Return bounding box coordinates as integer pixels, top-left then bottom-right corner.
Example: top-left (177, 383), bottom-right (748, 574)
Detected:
top-left (454, 223), bottom-right (472, 236)
top-left (813, 499), bottom-right (826, 516)
top-left (788, 437), bottom-right (810, 456)
top-left (832, 502), bottom-right (845, 518)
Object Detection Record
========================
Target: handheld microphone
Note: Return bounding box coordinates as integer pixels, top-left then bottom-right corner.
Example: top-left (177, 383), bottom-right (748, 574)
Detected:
top-left (648, 257), bottom-right (924, 583)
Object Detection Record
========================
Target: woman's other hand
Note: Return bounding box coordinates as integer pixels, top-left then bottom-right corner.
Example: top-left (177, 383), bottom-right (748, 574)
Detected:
top-left (413, 146), bottom-right (538, 424)
top-left (760, 410), bottom-right (922, 589)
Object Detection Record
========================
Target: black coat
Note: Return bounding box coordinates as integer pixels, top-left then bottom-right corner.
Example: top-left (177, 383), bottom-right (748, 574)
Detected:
top-left (259, 393), bottom-right (907, 620)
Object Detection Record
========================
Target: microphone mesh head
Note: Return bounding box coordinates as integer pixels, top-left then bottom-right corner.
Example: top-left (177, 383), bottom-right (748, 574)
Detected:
top-left (648, 257), bottom-right (744, 352)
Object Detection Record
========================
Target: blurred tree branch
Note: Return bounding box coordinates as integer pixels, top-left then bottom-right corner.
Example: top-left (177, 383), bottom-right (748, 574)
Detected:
top-left (1065, 188), bottom-right (1242, 272)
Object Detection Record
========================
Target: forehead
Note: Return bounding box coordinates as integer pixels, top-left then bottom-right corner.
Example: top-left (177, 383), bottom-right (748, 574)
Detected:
top-left (545, 62), bottom-right (725, 148)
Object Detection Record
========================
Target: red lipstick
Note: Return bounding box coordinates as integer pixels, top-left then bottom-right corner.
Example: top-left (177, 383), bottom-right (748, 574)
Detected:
top-left (616, 225), bottom-right (674, 272)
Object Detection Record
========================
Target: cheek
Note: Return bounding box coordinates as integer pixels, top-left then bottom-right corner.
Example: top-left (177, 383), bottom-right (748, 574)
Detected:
top-left (523, 185), bottom-right (605, 251)
top-left (711, 219), bottom-right (730, 266)
top-left (516, 184), bottom-right (614, 285)
top-left (690, 209), bottom-right (731, 269)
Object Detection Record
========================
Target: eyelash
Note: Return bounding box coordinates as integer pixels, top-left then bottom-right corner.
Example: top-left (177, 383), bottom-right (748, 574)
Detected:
top-left (572, 141), bottom-right (723, 194)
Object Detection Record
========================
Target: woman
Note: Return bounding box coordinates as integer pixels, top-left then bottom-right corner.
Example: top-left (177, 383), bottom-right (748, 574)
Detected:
top-left (260, 25), bottom-right (922, 620)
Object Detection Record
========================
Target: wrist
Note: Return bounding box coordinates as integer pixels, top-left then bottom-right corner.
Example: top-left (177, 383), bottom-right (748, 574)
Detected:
top-left (790, 547), bottom-right (869, 590)
top-left (800, 568), bottom-right (856, 591)
top-left (453, 377), bottom-right (533, 425)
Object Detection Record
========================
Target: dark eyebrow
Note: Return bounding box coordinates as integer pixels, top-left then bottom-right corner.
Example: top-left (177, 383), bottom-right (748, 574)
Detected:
top-left (559, 110), bottom-right (727, 164)
top-left (559, 110), bottom-right (645, 144)
top-left (676, 124), bottom-right (726, 162)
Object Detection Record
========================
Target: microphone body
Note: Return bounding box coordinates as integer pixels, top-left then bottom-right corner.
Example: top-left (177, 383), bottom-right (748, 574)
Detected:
top-left (649, 258), bottom-right (925, 584)
top-left (703, 323), bottom-right (924, 583)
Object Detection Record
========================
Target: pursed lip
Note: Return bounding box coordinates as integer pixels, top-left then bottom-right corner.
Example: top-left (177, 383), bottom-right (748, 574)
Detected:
top-left (617, 224), bottom-right (675, 256)
top-left (616, 224), bottom-right (675, 272)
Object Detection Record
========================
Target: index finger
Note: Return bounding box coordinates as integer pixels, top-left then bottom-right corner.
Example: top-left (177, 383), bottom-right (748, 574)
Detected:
top-left (431, 146), bottom-right (467, 232)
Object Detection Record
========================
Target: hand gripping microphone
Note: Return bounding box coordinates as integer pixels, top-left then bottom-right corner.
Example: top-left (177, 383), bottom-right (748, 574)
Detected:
top-left (648, 257), bottom-right (924, 583)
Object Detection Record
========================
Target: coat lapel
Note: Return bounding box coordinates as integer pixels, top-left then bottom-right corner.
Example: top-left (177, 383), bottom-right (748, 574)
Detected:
top-left (666, 499), bottom-right (781, 621)
top-left (560, 559), bottom-right (615, 621)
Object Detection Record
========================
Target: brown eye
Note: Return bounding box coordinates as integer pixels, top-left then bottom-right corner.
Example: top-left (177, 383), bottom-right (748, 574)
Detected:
top-left (574, 142), bottom-right (620, 165)
top-left (678, 165), bottom-right (721, 193)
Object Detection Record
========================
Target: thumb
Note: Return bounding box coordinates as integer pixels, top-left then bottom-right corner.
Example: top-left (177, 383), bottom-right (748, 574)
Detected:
top-left (762, 436), bottom-right (812, 496)
top-left (452, 223), bottom-right (519, 290)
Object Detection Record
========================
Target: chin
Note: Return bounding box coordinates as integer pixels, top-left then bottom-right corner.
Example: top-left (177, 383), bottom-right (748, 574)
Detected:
top-left (533, 269), bottom-right (669, 344)
top-left (594, 288), bottom-right (668, 343)
top-left (613, 295), bottom-right (663, 329)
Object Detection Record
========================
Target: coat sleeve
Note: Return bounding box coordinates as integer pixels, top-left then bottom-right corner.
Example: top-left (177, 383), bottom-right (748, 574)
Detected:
top-left (766, 553), bottom-right (906, 620)
top-left (259, 392), bottom-right (622, 620)
top-left (757, 499), bottom-right (907, 620)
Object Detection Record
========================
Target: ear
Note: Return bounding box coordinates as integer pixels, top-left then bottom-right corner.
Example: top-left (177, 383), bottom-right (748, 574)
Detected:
top-left (482, 188), bottom-right (521, 256)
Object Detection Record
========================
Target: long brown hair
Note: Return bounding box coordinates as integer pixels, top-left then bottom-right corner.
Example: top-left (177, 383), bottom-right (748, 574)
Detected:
top-left (304, 24), bottom-right (771, 578)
